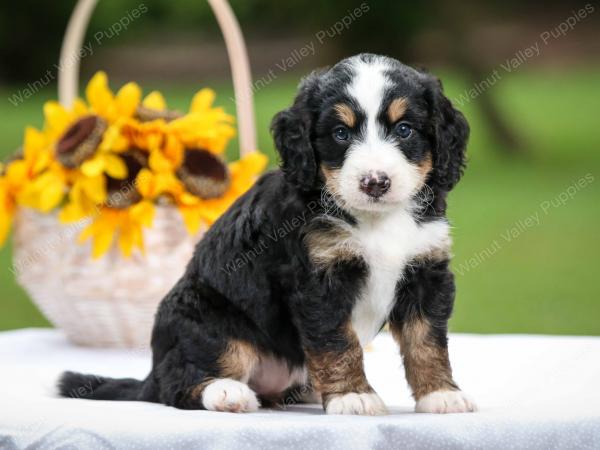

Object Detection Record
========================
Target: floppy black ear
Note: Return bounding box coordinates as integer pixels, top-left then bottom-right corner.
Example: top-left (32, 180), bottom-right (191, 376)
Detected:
top-left (426, 77), bottom-right (469, 191)
top-left (271, 73), bottom-right (321, 191)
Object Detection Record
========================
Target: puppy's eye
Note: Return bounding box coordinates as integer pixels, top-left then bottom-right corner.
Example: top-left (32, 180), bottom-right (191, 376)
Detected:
top-left (333, 126), bottom-right (350, 142)
top-left (394, 122), bottom-right (412, 139)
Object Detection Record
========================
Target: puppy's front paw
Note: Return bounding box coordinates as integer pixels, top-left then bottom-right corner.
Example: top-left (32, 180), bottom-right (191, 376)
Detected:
top-left (326, 392), bottom-right (388, 415)
top-left (202, 378), bottom-right (260, 413)
top-left (415, 389), bottom-right (477, 413)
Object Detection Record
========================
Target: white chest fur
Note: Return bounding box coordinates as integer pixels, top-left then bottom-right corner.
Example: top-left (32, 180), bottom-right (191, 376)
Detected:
top-left (350, 210), bottom-right (451, 346)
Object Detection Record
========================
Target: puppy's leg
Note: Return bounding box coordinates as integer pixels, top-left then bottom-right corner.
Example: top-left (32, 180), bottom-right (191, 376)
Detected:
top-left (151, 285), bottom-right (261, 413)
top-left (154, 336), bottom-right (260, 413)
top-left (305, 321), bottom-right (387, 416)
top-left (389, 260), bottom-right (476, 413)
top-left (196, 339), bottom-right (261, 413)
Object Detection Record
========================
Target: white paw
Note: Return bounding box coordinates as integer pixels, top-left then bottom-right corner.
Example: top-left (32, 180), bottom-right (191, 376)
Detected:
top-left (415, 389), bottom-right (477, 413)
top-left (326, 392), bottom-right (388, 416)
top-left (202, 378), bottom-right (260, 413)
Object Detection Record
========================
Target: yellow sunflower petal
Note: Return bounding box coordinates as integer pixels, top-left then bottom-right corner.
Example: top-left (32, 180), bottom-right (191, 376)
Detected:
top-left (163, 135), bottom-right (184, 167)
top-left (59, 200), bottom-right (87, 223)
top-left (78, 221), bottom-right (94, 243)
top-left (234, 151), bottom-right (268, 175)
top-left (135, 169), bottom-right (155, 198)
top-left (0, 210), bottom-right (12, 247)
top-left (115, 82), bottom-right (142, 118)
top-left (23, 126), bottom-right (47, 154)
top-left (0, 183), bottom-right (14, 246)
top-left (103, 154), bottom-right (128, 179)
top-left (130, 200), bottom-right (155, 227)
top-left (155, 173), bottom-right (181, 196)
top-left (80, 156), bottom-right (105, 177)
top-left (71, 98), bottom-right (89, 116)
top-left (32, 171), bottom-right (65, 212)
top-left (133, 226), bottom-right (145, 255)
top-left (190, 88), bottom-right (216, 113)
top-left (118, 226), bottom-right (135, 258)
top-left (100, 124), bottom-right (129, 153)
top-left (43, 101), bottom-right (71, 137)
top-left (180, 206), bottom-right (202, 235)
top-left (91, 228), bottom-right (115, 259)
top-left (5, 160), bottom-right (28, 187)
top-left (178, 192), bottom-right (201, 206)
top-left (148, 149), bottom-right (173, 173)
top-left (142, 91), bottom-right (167, 110)
top-left (86, 71), bottom-right (115, 120)
top-left (79, 174), bottom-right (107, 205)
top-left (23, 126), bottom-right (52, 175)
top-left (81, 212), bottom-right (118, 259)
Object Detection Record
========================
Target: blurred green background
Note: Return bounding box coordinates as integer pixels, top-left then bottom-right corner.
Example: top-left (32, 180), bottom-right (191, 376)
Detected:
top-left (1, 0), bottom-right (599, 334)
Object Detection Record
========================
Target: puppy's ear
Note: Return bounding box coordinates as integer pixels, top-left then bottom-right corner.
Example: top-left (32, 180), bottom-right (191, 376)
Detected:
top-left (425, 76), bottom-right (469, 191)
top-left (271, 72), bottom-right (321, 191)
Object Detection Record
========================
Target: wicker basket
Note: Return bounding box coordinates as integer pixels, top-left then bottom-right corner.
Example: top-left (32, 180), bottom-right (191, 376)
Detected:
top-left (13, 0), bottom-right (258, 348)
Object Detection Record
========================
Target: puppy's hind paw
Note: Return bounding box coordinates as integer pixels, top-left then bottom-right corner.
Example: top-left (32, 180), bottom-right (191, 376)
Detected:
top-left (202, 378), bottom-right (260, 413)
top-left (415, 389), bottom-right (477, 414)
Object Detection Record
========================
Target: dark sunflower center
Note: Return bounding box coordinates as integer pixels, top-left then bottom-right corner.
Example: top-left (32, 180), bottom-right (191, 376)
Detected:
top-left (105, 150), bottom-right (147, 208)
top-left (57, 116), bottom-right (98, 154)
top-left (182, 149), bottom-right (227, 181)
top-left (56, 115), bottom-right (106, 168)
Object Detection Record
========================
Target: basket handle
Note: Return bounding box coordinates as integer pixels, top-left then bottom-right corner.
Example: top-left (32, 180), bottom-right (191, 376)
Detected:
top-left (58, 0), bottom-right (257, 157)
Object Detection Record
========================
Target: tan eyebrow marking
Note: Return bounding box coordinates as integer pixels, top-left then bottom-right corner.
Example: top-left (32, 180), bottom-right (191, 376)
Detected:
top-left (334, 103), bottom-right (356, 128)
top-left (388, 97), bottom-right (408, 123)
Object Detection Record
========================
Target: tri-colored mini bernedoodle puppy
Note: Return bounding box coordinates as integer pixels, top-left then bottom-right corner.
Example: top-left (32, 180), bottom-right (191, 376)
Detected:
top-left (59, 54), bottom-right (476, 415)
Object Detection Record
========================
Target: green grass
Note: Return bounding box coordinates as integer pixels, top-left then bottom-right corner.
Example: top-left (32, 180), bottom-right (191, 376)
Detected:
top-left (1, 66), bottom-right (599, 334)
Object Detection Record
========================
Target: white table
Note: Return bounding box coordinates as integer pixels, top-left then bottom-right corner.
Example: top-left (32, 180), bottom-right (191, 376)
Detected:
top-left (0, 329), bottom-right (599, 449)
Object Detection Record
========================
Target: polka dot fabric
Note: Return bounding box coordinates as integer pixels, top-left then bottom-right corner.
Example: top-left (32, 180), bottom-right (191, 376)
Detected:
top-left (0, 329), bottom-right (599, 449)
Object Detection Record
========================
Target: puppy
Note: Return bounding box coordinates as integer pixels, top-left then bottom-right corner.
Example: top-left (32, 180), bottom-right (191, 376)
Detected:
top-left (59, 54), bottom-right (476, 415)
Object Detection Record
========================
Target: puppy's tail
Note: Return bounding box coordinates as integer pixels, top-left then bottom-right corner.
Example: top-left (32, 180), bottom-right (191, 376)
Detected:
top-left (57, 371), bottom-right (143, 401)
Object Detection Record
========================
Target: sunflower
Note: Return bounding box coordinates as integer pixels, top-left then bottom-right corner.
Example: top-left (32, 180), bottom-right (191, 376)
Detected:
top-left (166, 89), bottom-right (236, 154)
top-left (135, 142), bottom-right (183, 202)
top-left (43, 98), bottom-right (89, 142)
top-left (10, 127), bottom-right (66, 213)
top-left (59, 170), bottom-right (107, 223)
top-left (78, 200), bottom-right (155, 259)
top-left (2, 71), bottom-right (268, 260)
top-left (174, 151), bottom-right (267, 234)
top-left (0, 126), bottom-right (57, 244)
top-left (85, 71), bottom-right (142, 123)
top-left (78, 123), bottom-right (129, 179)
top-left (123, 88), bottom-right (235, 155)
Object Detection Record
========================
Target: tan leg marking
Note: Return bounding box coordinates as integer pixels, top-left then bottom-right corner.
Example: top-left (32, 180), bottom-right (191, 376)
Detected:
top-left (187, 339), bottom-right (258, 404)
top-left (391, 317), bottom-right (458, 400)
top-left (305, 322), bottom-right (372, 406)
top-left (218, 339), bottom-right (259, 382)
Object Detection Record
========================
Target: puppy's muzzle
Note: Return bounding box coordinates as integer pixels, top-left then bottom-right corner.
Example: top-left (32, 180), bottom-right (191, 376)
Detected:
top-left (359, 171), bottom-right (391, 199)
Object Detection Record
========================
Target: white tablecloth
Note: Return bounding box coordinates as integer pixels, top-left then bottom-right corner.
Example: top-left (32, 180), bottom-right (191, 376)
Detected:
top-left (0, 329), bottom-right (599, 450)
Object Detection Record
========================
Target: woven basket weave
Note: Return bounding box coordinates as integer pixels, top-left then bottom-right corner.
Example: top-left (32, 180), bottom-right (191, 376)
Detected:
top-left (14, 208), bottom-right (203, 347)
top-left (13, 0), bottom-right (257, 348)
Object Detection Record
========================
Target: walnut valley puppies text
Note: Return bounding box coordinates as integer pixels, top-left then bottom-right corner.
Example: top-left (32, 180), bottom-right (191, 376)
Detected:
top-left (247, 2), bottom-right (370, 96)
top-left (454, 3), bottom-right (595, 107)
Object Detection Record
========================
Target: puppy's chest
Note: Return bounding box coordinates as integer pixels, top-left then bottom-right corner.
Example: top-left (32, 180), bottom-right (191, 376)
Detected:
top-left (307, 211), bottom-right (451, 346)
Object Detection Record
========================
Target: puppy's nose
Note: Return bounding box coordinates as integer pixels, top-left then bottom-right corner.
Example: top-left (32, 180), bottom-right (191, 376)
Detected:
top-left (359, 172), bottom-right (391, 198)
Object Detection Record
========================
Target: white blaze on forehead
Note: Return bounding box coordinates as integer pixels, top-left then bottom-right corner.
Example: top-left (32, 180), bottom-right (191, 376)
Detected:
top-left (347, 58), bottom-right (391, 140)
top-left (335, 58), bottom-right (421, 212)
